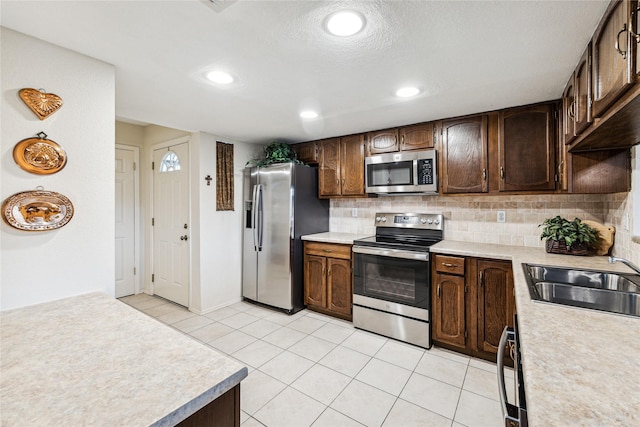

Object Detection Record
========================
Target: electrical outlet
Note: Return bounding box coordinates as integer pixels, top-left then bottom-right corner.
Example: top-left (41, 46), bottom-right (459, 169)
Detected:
top-left (623, 212), bottom-right (630, 231)
top-left (351, 208), bottom-right (358, 217)
top-left (497, 210), bottom-right (506, 223)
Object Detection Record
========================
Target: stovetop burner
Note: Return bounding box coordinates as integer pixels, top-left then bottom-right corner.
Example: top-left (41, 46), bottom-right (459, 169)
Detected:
top-left (354, 212), bottom-right (444, 251)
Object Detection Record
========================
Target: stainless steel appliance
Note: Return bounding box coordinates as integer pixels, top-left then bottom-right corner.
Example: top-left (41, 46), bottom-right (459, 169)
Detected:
top-left (242, 163), bottom-right (329, 313)
top-left (365, 150), bottom-right (438, 195)
top-left (498, 316), bottom-right (528, 427)
top-left (352, 212), bottom-right (444, 348)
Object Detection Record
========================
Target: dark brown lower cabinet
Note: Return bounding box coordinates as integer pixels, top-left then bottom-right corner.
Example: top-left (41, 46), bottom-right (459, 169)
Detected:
top-left (176, 384), bottom-right (240, 427)
top-left (432, 255), bottom-right (515, 363)
top-left (304, 241), bottom-right (353, 320)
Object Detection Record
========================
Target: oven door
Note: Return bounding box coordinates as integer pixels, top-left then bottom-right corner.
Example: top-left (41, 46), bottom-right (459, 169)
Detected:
top-left (352, 246), bottom-right (430, 312)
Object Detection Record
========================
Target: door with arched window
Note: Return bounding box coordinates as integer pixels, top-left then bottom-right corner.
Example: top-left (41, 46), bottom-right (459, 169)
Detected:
top-left (152, 141), bottom-right (189, 307)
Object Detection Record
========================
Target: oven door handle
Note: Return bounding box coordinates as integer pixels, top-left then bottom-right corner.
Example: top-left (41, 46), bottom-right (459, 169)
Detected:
top-left (352, 246), bottom-right (429, 261)
top-left (498, 326), bottom-right (520, 425)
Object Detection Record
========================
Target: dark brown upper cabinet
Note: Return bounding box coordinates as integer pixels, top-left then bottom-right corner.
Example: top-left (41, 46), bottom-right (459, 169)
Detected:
top-left (318, 135), bottom-right (366, 198)
top-left (293, 141), bottom-right (318, 164)
top-left (498, 103), bottom-right (556, 192)
top-left (399, 123), bottom-right (435, 151)
top-left (440, 115), bottom-right (489, 194)
top-left (592, 0), bottom-right (635, 119)
top-left (562, 75), bottom-right (576, 145)
top-left (574, 45), bottom-right (593, 136)
top-left (367, 128), bottom-right (399, 155)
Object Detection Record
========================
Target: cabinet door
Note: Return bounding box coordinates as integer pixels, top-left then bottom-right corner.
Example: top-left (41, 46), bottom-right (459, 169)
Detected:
top-left (498, 104), bottom-right (556, 191)
top-left (476, 260), bottom-right (514, 355)
top-left (340, 134), bottom-right (366, 196)
top-left (592, 0), bottom-right (633, 118)
top-left (433, 273), bottom-right (466, 348)
top-left (327, 258), bottom-right (352, 317)
top-left (562, 75), bottom-right (576, 145)
top-left (399, 123), bottom-right (434, 151)
top-left (441, 116), bottom-right (488, 193)
top-left (318, 138), bottom-right (341, 197)
top-left (574, 45), bottom-right (593, 135)
top-left (293, 141), bottom-right (318, 164)
top-left (304, 254), bottom-right (327, 308)
top-left (367, 129), bottom-right (399, 155)
top-left (636, 0), bottom-right (640, 79)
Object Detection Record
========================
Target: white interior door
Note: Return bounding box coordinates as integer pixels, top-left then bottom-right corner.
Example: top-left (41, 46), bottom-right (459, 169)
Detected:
top-left (153, 142), bottom-right (190, 307)
top-left (115, 147), bottom-right (136, 298)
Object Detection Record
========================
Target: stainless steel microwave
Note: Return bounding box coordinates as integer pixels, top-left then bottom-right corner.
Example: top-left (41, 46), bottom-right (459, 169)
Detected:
top-left (365, 150), bottom-right (438, 195)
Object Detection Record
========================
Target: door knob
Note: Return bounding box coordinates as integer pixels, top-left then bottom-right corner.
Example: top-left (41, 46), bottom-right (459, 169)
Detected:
top-left (180, 235), bottom-right (188, 241)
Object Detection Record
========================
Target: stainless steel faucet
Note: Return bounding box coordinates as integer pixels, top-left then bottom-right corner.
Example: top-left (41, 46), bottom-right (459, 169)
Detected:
top-left (608, 256), bottom-right (640, 275)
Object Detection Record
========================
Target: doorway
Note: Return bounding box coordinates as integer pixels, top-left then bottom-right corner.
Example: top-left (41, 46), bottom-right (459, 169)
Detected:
top-left (115, 145), bottom-right (140, 298)
top-left (152, 140), bottom-right (190, 307)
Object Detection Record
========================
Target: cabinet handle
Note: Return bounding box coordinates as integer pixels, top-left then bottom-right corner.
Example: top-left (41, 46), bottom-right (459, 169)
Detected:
top-left (341, 178), bottom-right (345, 186)
top-left (442, 262), bottom-right (458, 268)
top-left (322, 249), bottom-right (333, 253)
top-left (482, 168), bottom-right (486, 181)
top-left (568, 101), bottom-right (576, 119)
top-left (615, 23), bottom-right (628, 59)
top-left (479, 271), bottom-right (484, 287)
top-left (557, 161), bottom-right (564, 176)
top-left (401, 135), bottom-right (405, 147)
top-left (500, 166), bottom-right (505, 179)
top-left (437, 284), bottom-right (441, 298)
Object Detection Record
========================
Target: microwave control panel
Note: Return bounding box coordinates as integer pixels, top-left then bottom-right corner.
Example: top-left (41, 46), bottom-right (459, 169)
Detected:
top-left (417, 159), bottom-right (434, 185)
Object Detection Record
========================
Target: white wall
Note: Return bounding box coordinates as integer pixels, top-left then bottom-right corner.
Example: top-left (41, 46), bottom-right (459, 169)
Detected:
top-left (190, 132), bottom-right (262, 313)
top-left (1, 28), bottom-right (115, 310)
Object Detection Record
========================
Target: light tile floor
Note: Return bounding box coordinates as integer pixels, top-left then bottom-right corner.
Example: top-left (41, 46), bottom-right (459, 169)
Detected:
top-left (120, 293), bottom-right (514, 427)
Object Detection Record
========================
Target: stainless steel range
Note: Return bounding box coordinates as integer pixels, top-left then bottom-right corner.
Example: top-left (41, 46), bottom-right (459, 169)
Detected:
top-left (352, 212), bottom-right (443, 348)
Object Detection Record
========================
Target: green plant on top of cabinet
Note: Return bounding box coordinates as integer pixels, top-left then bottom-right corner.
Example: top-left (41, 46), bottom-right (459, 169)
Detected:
top-left (498, 103), bottom-right (557, 192)
top-left (440, 115), bottom-right (489, 194)
top-left (318, 134), bottom-right (366, 198)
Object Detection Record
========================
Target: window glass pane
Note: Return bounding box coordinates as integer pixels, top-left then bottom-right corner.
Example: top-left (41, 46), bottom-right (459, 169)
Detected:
top-left (160, 151), bottom-right (181, 173)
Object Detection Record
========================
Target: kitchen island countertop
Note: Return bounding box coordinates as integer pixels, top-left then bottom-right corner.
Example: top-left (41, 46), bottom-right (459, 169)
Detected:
top-left (0, 292), bottom-right (248, 426)
top-left (302, 231), bottom-right (371, 245)
top-left (430, 240), bottom-right (640, 427)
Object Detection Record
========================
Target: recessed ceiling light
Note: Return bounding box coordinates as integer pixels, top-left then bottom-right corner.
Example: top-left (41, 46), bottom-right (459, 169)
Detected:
top-left (300, 110), bottom-right (319, 119)
top-left (326, 11), bottom-right (365, 36)
top-left (396, 87), bottom-right (420, 98)
top-left (206, 70), bottom-right (234, 84)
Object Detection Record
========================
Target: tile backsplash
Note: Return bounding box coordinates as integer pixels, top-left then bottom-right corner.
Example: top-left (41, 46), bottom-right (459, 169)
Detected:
top-left (331, 193), bottom-right (637, 263)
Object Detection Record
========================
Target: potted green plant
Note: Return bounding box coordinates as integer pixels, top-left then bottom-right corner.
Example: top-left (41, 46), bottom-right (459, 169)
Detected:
top-left (246, 141), bottom-right (303, 167)
top-left (539, 216), bottom-right (599, 255)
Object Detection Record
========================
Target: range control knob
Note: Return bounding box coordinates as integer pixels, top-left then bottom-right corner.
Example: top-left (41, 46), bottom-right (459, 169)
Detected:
top-left (420, 218), bottom-right (427, 224)
top-left (381, 216), bottom-right (387, 222)
top-left (427, 218), bottom-right (434, 224)
top-left (434, 219), bottom-right (440, 225)
top-left (375, 216), bottom-right (381, 222)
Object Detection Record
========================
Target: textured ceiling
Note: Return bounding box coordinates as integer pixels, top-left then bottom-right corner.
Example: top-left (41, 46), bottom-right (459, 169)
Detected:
top-left (1, 0), bottom-right (609, 144)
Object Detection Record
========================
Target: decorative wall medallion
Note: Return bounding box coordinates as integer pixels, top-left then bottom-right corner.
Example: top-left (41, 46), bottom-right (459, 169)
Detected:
top-left (13, 132), bottom-right (67, 175)
top-left (18, 88), bottom-right (63, 120)
top-left (2, 190), bottom-right (74, 231)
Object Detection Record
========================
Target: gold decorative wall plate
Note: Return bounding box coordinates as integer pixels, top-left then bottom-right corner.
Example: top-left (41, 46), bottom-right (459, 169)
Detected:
top-left (13, 132), bottom-right (67, 175)
top-left (19, 88), bottom-right (63, 120)
top-left (2, 190), bottom-right (74, 232)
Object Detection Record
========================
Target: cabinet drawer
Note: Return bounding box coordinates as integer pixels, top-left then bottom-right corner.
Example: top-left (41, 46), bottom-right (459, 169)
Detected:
top-left (434, 255), bottom-right (465, 275)
top-left (304, 242), bottom-right (352, 260)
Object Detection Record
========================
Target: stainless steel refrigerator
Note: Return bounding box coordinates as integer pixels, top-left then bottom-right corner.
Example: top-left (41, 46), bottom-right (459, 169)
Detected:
top-left (242, 163), bottom-right (329, 313)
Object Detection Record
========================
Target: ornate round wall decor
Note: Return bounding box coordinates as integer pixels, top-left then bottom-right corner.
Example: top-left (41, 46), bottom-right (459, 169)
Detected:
top-left (2, 190), bottom-right (74, 232)
top-left (13, 132), bottom-right (67, 175)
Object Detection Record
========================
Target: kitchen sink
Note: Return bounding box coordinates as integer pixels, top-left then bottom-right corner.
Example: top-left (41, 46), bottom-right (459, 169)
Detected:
top-left (523, 264), bottom-right (640, 317)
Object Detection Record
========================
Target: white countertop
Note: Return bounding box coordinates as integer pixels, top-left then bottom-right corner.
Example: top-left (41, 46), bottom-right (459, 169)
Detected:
top-left (0, 292), bottom-right (248, 426)
top-left (431, 241), bottom-right (640, 427)
top-left (302, 231), bottom-right (371, 245)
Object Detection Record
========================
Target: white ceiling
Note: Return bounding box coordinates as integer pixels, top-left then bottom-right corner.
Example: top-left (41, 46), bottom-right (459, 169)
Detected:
top-left (1, 0), bottom-right (609, 145)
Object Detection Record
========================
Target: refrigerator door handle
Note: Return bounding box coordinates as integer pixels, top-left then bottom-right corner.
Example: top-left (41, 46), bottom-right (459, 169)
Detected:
top-left (256, 184), bottom-right (264, 251)
top-left (252, 184), bottom-right (259, 251)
